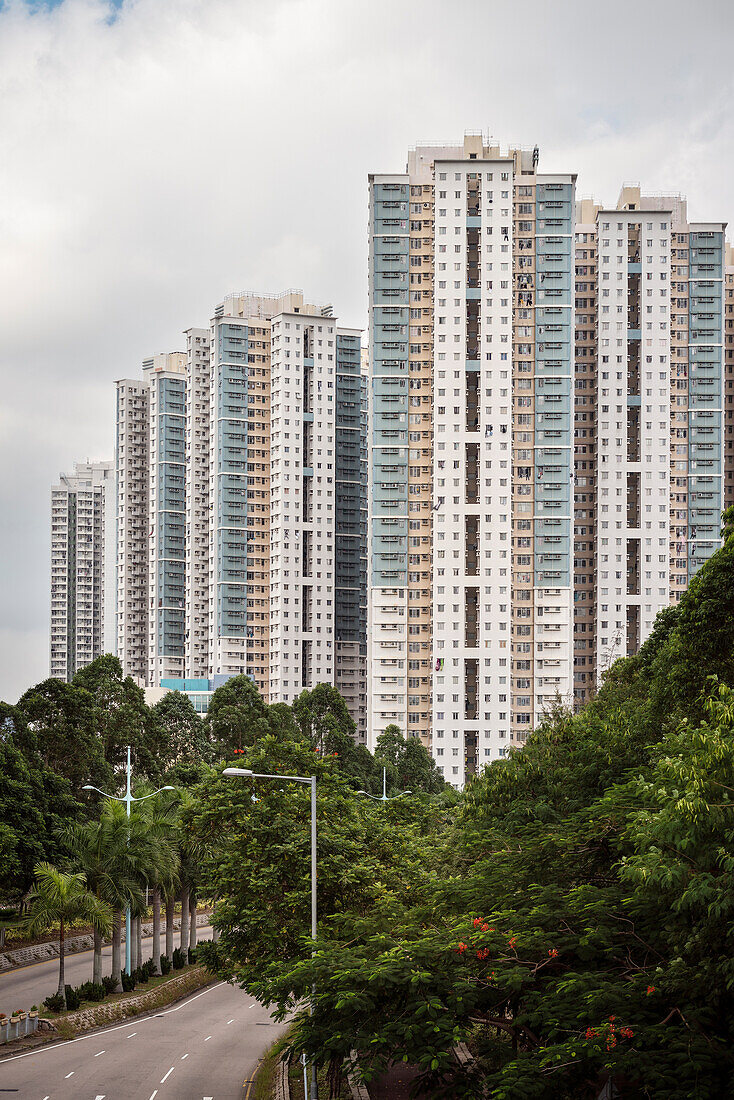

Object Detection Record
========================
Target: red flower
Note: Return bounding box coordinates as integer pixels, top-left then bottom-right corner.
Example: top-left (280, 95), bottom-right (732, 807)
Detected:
top-left (619, 1027), bottom-right (634, 1039)
top-left (548, 948), bottom-right (559, 958)
top-left (585, 1027), bottom-right (598, 1040)
top-left (646, 985), bottom-right (655, 995)
top-left (481, 923), bottom-right (489, 932)
top-left (472, 918), bottom-right (482, 928)
top-left (457, 942), bottom-right (468, 954)
top-left (508, 936), bottom-right (517, 950)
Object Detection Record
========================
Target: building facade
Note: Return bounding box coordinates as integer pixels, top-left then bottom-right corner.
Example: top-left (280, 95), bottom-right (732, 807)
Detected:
top-left (367, 135), bottom-right (729, 785)
top-left (574, 188), bottom-right (727, 695)
top-left (368, 135), bottom-right (576, 784)
top-left (50, 460), bottom-right (115, 681)
top-left (115, 290), bottom-right (368, 739)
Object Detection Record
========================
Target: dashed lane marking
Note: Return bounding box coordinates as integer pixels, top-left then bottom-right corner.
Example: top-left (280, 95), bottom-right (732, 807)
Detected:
top-left (161, 1067), bottom-right (174, 1084)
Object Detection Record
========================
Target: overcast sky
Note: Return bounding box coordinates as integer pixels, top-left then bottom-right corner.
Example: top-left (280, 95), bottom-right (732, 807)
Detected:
top-left (1, 0), bottom-right (732, 703)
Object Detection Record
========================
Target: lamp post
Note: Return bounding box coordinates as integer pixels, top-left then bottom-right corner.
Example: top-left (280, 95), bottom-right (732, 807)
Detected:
top-left (83, 746), bottom-right (174, 976)
top-left (223, 767), bottom-right (318, 1100)
top-left (356, 766), bottom-right (411, 803)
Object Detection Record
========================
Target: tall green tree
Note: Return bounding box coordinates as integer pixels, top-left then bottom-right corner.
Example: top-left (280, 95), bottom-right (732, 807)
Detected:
top-left (205, 675), bottom-right (271, 759)
top-left (0, 709), bottom-right (81, 900)
top-left (62, 801), bottom-right (146, 986)
top-left (23, 864), bottom-right (112, 1007)
top-left (151, 691), bottom-right (209, 782)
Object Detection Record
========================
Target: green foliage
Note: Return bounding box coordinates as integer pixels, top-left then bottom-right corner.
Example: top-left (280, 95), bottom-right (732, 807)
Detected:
top-left (159, 954), bottom-right (172, 975)
top-left (172, 947), bottom-right (187, 970)
top-left (0, 711), bottom-right (81, 899)
top-left (189, 537), bottom-right (734, 1097)
top-left (43, 992), bottom-right (64, 1013)
top-left (151, 691), bottom-right (210, 780)
top-left (205, 675), bottom-right (271, 759)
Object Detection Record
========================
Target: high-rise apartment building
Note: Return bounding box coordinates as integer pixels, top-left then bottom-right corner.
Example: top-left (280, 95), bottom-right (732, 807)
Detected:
top-left (368, 135), bottom-right (576, 783)
top-left (50, 460), bottom-right (115, 681)
top-left (367, 134), bottom-right (730, 785)
top-left (573, 187), bottom-right (726, 695)
top-left (115, 290), bottom-right (367, 739)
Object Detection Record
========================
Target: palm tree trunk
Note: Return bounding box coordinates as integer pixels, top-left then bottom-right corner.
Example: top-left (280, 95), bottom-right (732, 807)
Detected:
top-left (165, 894), bottom-right (174, 960)
top-left (111, 910), bottom-right (123, 992)
top-left (136, 914), bottom-right (143, 971)
top-left (57, 916), bottom-right (66, 1004)
top-left (130, 916), bottom-right (139, 972)
top-left (93, 927), bottom-right (103, 986)
top-left (179, 884), bottom-right (189, 951)
top-left (188, 890), bottom-right (197, 952)
top-left (152, 887), bottom-right (161, 975)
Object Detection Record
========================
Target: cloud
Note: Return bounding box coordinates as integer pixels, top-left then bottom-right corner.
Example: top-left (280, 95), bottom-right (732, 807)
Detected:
top-left (1, 0), bottom-right (733, 701)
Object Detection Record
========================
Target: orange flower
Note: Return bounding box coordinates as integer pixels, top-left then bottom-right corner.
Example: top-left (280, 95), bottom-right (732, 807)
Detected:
top-left (646, 985), bottom-right (655, 995)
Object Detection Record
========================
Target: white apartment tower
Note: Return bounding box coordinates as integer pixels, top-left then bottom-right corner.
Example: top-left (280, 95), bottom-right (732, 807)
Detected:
top-left (50, 460), bottom-right (115, 681)
top-left (115, 290), bottom-right (367, 738)
top-left (368, 135), bottom-right (576, 783)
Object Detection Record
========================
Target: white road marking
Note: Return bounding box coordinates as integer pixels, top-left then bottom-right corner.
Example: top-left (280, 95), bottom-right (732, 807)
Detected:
top-left (95, 1095), bottom-right (106, 1099)
top-left (1, 983), bottom-right (226, 1063)
top-left (149, 1092), bottom-right (158, 1100)
top-left (227, 1018), bottom-right (234, 1024)
top-left (204, 1034), bottom-right (212, 1041)
top-left (161, 1066), bottom-right (174, 1083)
top-left (127, 1031), bottom-right (137, 1038)
top-left (181, 1053), bottom-right (189, 1059)
top-left (65, 1070), bottom-right (75, 1077)
top-left (95, 1049), bottom-right (106, 1056)
top-left (248, 1003), bottom-right (257, 1009)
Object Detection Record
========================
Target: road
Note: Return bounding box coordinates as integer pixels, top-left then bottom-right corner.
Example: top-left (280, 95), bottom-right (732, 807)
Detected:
top-left (0, 980), bottom-right (285, 1098)
top-left (0, 927), bottom-right (213, 1015)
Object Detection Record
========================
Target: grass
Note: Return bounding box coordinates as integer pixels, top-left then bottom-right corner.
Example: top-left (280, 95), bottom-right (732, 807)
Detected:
top-left (251, 1028), bottom-right (291, 1100)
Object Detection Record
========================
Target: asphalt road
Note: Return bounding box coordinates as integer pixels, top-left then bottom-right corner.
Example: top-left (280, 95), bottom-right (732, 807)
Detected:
top-left (0, 980), bottom-right (285, 1099)
top-left (0, 928), bottom-right (214, 1015)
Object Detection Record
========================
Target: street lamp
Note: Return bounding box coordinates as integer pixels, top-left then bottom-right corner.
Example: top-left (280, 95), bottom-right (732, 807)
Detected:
top-left (223, 767), bottom-right (318, 1100)
top-left (83, 745), bottom-right (174, 976)
top-left (356, 766), bottom-right (411, 803)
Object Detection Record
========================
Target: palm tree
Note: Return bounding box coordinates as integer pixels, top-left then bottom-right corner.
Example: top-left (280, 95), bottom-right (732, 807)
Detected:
top-left (62, 801), bottom-right (144, 987)
top-left (23, 863), bottom-right (112, 1007)
top-left (135, 793), bottom-right (179, 975)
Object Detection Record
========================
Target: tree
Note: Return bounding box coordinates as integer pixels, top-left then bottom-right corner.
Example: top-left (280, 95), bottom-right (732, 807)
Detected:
top-left (74, 656), bottom-right (166, 782)
top-left (189, 734), bottom-right (451, 1087)
top-left (375, 723), bottom-right (445, 794)
top-left (23, 864), bottom-right (112, 1007)
top-left (0, 709), bottom-right (81, 901)
top-left (62, 801), bottom-right (145, 986)
top-left (292, 683), bottom-right (356, 752)
top-left (151, 691), bottom-right (210, 781)
top-left (13, 679), bottom-right (108, 792)
top-left (205, 675), bottom-right (271, 759)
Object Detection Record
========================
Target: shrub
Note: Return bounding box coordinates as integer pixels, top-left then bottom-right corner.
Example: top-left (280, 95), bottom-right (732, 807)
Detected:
top-left (172, 947), bottom-right (186, 970)
top-left (64, 985), bottom-right (80, 1011)
top-left (159, 954), bottom-right (171, 975)
top-left (142, 959), bottom-right (156, 980)
top-left (121, 970), bottom-right (137, 993)
top-left (43, 993), bottom-right (64, 1013)
top-left (188, 946), bottom-right (197, 964)
top-left (76, 981), bottom-right (105, 1003)
top-left (102, 976), bottom-right (118, 995)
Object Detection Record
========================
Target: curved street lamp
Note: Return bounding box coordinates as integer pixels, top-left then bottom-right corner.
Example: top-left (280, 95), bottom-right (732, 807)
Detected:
top-left (356, 766), bottom-right (411, 803)
top-left (83, 745), bottom-right (174, 976)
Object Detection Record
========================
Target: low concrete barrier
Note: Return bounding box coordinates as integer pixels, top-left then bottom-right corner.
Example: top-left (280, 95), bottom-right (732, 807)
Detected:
top-left (0, 1014), bottom-right (39, 1045)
